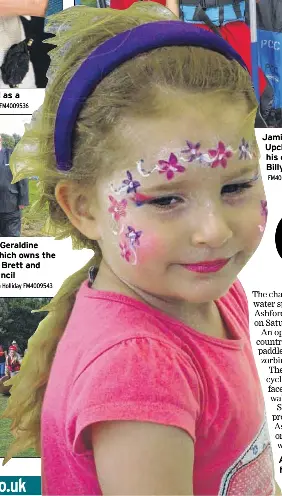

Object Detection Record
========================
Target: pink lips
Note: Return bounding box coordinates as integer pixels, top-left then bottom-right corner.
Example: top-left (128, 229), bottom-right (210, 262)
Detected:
top-left (183, 258), bottom-right (231, 273)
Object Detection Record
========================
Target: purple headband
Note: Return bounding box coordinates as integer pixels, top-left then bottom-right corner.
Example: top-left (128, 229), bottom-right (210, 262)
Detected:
top-left (54, 20), bottom-right (248, 172)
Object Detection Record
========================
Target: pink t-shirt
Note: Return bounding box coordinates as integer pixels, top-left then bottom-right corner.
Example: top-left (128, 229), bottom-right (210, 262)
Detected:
top-left (41, 280), bottom-right (275, 495)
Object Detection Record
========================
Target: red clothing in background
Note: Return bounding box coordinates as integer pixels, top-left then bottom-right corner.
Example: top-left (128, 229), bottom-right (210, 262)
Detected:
top-left (107, 4), bottom-right (267, 99)
top-left (6, 356), bottom-right (20, 373)
top-left (195, 21), bottom-right (267, 96)
top-left (110, 0), bottom-right (165, 9)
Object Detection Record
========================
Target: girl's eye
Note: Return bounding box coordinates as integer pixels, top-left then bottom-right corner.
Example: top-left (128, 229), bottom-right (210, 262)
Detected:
top-left (221, 181), bottom-right (254, 196)
top-left (147, 196), bottom-right (183, 209)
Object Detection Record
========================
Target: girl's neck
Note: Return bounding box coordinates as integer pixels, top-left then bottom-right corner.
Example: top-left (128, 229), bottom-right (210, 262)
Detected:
top-left (92, 260), bottom-right (230, 340)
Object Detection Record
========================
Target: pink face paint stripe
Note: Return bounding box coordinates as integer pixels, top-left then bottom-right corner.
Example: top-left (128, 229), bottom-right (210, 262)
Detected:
top-left (132, 193), bottom-right (153, 207)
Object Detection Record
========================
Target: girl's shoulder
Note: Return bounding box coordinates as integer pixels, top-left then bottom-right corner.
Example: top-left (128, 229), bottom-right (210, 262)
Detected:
top-left (60, 281), bottom-right (204, 381)
top-left (219, 279), bottom-right (249, 327)
top-left (74, 280), bottom-right (179, 333)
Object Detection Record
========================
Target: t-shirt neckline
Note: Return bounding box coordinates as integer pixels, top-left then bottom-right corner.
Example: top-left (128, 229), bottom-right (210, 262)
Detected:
top-left (81, 281), bottom-right (245, 350)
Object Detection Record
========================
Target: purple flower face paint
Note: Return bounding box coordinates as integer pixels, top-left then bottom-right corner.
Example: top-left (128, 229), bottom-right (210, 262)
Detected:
top-left (126, 226), bottom-right (142, 247)
top-left (261, 200), bottom-right (268, 218)
top-left (111, 170), bottom-right (141, 195)
top-left (122, 171), bottom-right (141, 194)
top-left (181, 141), bottom-right (202, 162)
top-left (259, 200), bottom-right (268, 233)
top-left (239, 138), bottom-right (252, 160)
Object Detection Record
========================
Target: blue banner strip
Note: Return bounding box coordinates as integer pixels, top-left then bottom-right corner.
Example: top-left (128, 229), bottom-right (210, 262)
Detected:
top-left (258, 29), bottom-right (282, 109)
top-left (0, 477), bottom-right (41, 495)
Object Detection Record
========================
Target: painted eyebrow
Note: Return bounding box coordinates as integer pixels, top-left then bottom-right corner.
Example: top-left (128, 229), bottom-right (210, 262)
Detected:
top-left (139, 163), bottom-right (259, 193)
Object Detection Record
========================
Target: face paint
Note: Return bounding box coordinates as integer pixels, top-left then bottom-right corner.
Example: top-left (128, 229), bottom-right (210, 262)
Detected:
top-left (119, 242), bottom-right (132, 263)
top-left (111, 170), bottom-right (141, 195)
top-left (200, 141), bottom-right (233, 168)
top-left (181, 141), bottom-right (202, 162)
top-left (108, 195), bottom-right (127, 222)
top-left (123, 170), bottom-right (141, 194)
top-left (119, 225), bottom-right (142, 266)
top-left (108, 195), bottom-right (127, 235)
top-left (109, 136), bottom-right (256, 263)
top-left (125, 226), bottom-right (142, 247)
top-left (239, 138), bottom-right (253, 160)
top-left (113, 137), bottom-right (253, 193)
top-left (157, 153), bottom-right (186, 180)
top-left (136, 159), bottom-right (158, 178)
top-left (133, 192), bottom-right (154, 206)
top-left (107, 193), bottom-right (142, 264)
top-left (259, 200), bottom-right (268, 233)
top-left (261, 200), bottom-right (268, 218)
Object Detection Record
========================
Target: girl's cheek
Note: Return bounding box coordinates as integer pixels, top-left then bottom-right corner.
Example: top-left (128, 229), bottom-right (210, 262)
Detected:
top-left (242, 200), bottom-right (268, 252)
top-left (136, 231), bottom-right (167, 265)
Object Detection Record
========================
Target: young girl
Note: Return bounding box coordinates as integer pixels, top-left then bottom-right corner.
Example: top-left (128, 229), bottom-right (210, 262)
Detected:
top-left (5, 346), bottom-right (21, 378)
top-left (2, 3), bottom-right (279, 495)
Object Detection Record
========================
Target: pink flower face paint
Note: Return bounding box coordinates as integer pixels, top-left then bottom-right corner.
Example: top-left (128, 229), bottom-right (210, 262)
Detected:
top-left (108, 195), bottom-right (127, 222)
top-left (206, 141), bottom-right (233, 168)
top-left (136, 153), bottom-right (186, 179)
top-left (157, 153), bottom-right (186, 180)
top-left (119, 242), bottom-right (131, 262)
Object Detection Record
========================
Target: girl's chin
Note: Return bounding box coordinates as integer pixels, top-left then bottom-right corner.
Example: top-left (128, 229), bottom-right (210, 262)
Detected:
top-left (127, 281), bottom-right (234, 305)
top-left (119, 263), bottom-right (239, 302)
top-left (166, 276), bottom-right (237, 303)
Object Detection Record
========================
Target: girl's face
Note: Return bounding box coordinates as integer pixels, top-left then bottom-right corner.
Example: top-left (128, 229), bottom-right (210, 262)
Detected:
top-left (90, 95), bottom-right (265, 304)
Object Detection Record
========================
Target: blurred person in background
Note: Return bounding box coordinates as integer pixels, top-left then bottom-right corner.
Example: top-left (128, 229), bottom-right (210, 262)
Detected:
top-left (45, 0), bottom-right (63, 15)
top-left (0, 345), bottom-right (6, 378)
top-left (0, 0), bottom-right (54, 88)
top-left (0, 135), bottom-right (29, 236)
top-left (11, 340), bottom-right (22, 358)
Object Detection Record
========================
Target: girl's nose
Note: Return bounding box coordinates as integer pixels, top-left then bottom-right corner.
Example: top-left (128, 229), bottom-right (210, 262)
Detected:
top-left (191, 209), bottom-right (233, 249)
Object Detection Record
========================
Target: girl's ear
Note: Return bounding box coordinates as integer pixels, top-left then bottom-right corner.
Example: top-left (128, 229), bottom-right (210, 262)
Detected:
top-left (55, 181), bottom-right (101, 240)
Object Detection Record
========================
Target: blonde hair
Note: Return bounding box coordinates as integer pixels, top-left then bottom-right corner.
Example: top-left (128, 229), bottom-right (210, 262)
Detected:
top-left (2, 2), bottom-right (258, 461)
